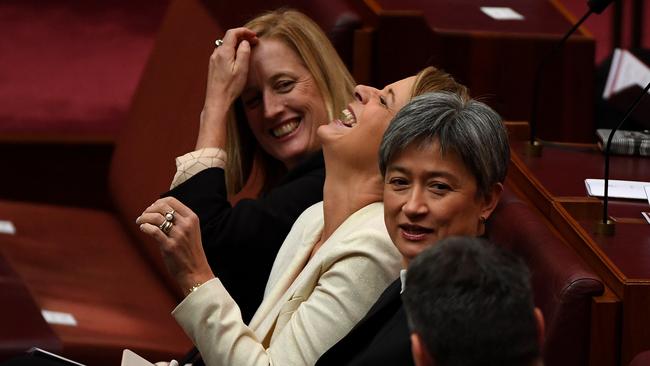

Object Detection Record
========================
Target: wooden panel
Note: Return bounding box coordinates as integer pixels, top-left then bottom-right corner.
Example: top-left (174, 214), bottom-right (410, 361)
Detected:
top-left (354, 0), bottom-right (596, 142)
top-left (590, 288), bottom-right (621, 366)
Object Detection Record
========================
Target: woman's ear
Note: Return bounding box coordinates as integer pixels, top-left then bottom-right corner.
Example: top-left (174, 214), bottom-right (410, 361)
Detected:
top-left (411, 333), bottom-right (435, 366)
top-left (534, 307), bottom-right (545, 348)
top-left (480, 183), bottom-right (503, 221)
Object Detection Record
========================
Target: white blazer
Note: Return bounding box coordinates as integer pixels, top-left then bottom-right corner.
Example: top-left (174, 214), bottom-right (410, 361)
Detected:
top-left (172, 202), bottom-right (402, 366)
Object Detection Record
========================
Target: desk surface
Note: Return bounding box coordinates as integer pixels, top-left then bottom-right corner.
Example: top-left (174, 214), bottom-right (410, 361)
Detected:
top-left (373, 0), bottom-right (577, 35)
top-left (509, 139), bottom-right (650, 364)
top-left (574, 217), bottom-right (650, 280)
top-left (512, 141), bottom-right (650, 198)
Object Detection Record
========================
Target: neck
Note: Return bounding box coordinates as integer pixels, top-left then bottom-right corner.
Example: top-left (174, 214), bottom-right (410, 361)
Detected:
top-left (320, 168), bottom-right (383, 243)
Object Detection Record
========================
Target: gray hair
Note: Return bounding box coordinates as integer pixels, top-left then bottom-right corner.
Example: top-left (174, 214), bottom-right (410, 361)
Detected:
top-left (378, 91), bottom-right (510, 198)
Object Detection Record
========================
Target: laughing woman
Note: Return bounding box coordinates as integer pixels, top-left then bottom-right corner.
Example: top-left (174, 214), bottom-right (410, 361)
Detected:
top-left (163, 9), bottom-right (355, 321)
top-left (137, 67), bottom-right (467, 365)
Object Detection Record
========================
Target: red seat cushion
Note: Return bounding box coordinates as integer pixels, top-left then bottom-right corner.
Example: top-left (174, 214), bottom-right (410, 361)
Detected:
top-left (0, 200), bottom-right (191, 365)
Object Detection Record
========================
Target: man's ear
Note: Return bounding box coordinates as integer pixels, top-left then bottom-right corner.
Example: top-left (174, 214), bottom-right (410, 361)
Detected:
top-left (534, 307), bottom-right (545, 348)
top-left (480, 183), bottom-right (503, 220)
top-left (411, 333), bottom-right (435, 366)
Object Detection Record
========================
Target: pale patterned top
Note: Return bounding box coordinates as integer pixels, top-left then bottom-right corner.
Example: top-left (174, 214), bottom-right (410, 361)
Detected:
top-left (170, 147), bottom-right (227, 189)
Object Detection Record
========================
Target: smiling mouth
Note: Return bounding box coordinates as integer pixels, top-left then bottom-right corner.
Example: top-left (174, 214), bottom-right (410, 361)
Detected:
top-left (271, 120), bottom-right (300, 138)
top-left (399, 224), bottom-right (434, 241)
top-left (341, 108), bottom-right (357, 127)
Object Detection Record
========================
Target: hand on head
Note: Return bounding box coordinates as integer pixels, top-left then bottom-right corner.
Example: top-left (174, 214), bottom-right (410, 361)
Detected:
top-left (205, 27), bottom-right (259, 113)
top-left (136, 197), bottom-right (214, 296)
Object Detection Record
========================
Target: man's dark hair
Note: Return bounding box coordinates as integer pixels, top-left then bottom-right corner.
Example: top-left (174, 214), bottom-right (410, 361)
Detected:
top-left (403, 236), bottom-right (540, 366)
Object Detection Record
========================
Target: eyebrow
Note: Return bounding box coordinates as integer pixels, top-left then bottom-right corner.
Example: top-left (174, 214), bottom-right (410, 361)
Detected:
top-left (387, 88), bottom-right (396, 106)
top-left (387, 165), bottom-right (460, 183)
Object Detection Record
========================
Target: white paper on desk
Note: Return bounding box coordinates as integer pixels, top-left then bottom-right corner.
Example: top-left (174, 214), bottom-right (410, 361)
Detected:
top-left (41, 309), bottom-right (77, 326)
top-left (121, 350), bottom-right (155, 366)
top-left (585, 179), bottom-right (650, 200)
top-left (480, 7), bottom-right (524, 20)
top-left (0, 220), bottom-right (16, 234)
top-left (603, 48), bottom-right (650, 99)
top-left (642, 212), bottom-right (650, 224)
top-left (645, 186), bottom-right (650, 205)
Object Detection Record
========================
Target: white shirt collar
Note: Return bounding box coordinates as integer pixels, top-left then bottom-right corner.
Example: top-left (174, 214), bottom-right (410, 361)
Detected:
top-left (400, 269), bottom-right (408, 294)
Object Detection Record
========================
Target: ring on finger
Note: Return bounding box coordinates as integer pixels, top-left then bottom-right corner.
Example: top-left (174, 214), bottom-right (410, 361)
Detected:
top-left (159, 220), bottom-right (173, 235)
top-left (164, 209), bottom-right (175, 222)
top-left (215, 39), bottom-right (224, 48)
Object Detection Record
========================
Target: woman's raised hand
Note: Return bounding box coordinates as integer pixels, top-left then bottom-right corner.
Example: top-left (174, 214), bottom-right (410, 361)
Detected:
top-left (136, 197), bottom-right (215, 296)
top-left (205, 27), bottom-right (258, 110)
top-left (197, 27), bottom-right (258, 149)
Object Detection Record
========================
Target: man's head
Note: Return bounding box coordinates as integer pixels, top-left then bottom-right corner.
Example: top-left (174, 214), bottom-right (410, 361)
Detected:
top-left (403, 236), bottom-right (544, 366)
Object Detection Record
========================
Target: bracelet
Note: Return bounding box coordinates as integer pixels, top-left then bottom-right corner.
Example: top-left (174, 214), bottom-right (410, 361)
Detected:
top-left (188, 283), bottom-right (203, 294)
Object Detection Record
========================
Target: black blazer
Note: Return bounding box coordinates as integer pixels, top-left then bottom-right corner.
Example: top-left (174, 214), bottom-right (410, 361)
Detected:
top-left (164, 151), bottom-right (325, 322)
top-left (316, 278), bottom-right (415, 366)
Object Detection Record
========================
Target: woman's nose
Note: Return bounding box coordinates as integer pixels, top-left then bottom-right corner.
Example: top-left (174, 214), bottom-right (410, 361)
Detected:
top-left (263, 92), bottom-right (284, 119)
top-left (403, 189), bottom-right (428, 217)
top-left (353, 84), bottom-right (379, 104)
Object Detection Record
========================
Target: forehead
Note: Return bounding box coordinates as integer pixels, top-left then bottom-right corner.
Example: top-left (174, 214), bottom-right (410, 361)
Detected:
top-left (247, 37), bottom-right (308, 85)
top-left (389, 140), bottom-right (474, 179)
top-left (383, 76), bottom-right (416, 109)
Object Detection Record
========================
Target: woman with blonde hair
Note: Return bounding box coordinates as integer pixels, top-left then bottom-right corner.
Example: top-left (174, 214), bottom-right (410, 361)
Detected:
top-left (139, 66), bottom-right (468, 365)
top-left (163, 9), bottom-right (355, 321)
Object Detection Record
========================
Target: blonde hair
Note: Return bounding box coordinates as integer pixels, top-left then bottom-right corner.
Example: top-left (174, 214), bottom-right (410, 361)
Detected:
top-left (225, 9), bottom-right (356, 193)
top-left (410, 66), bottom-right (469, 100)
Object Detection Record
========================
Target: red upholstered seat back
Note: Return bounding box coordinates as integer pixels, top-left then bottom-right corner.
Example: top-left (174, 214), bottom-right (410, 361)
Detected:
top-left (487, 187), bottom-right (604, 366)
top-left (629, 350), bottom-right (650, 366)
top-left (108, 0), bottom-right (218, 296)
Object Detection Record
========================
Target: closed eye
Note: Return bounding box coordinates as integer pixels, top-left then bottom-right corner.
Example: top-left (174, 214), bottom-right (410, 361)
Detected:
top-left (275, 79), bottom-right (295, 93)
top-left (379, 95), bottom-right (388, 107)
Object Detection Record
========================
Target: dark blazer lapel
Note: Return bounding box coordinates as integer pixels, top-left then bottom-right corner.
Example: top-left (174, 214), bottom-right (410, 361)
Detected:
top-left (316, 278), bottom-right (402, 365)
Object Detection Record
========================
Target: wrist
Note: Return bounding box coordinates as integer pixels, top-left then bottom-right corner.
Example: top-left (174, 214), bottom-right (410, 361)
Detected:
top-left (196, 110), bottom-right (228, 149)
top-left (180, 273), bottom-right (215, 297)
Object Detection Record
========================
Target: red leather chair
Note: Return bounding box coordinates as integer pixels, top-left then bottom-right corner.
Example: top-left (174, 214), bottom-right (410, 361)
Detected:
top-left (630, 351), bottom-right (650, 366)
top-left (0, 0), bottom-right (365, 364)
top-left (487, 187), bottom-right (605, 366)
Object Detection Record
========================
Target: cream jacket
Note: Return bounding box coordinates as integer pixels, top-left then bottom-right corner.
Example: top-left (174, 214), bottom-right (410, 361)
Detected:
top-left (172, 202), bottom-right (401, 366)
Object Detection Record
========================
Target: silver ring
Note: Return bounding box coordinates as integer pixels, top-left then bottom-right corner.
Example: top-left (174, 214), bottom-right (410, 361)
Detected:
top-left (164, 210), bottom-right (175, 222)
top-left (159, 220), bottom-right (173, 235)
top-left (215, 39), bottom-right (224, 48)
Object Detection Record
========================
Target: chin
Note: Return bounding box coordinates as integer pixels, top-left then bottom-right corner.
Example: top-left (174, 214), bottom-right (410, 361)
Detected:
top-left (396, 242), bottom-right (427, 262)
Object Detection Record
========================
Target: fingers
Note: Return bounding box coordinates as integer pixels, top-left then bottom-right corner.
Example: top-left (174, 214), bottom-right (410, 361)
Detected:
top-left (139, 222), bottom-right (169, 243)
top-left (137, 198), bottom-right (199, 242)
top-left (218, 27), bottom-right (258, 62)
top-left (221, 27), bottom-right (258, 48)
top-left (234, 40), bottom-right (251, 75)
top-left (140, 197), bottom-right (192, 218)
top-left (160, 196), bottom-right (193, 217)
top-left (153, 360), bottom-right (178, 366)
top-left (136, 212), bottom-right (166, 227)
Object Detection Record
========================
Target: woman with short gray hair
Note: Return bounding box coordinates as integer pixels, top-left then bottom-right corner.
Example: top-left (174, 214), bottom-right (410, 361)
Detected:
top-left (379, 91), bottom-right (509, 199)
top-left (318, 91), bottom-right (510, 366)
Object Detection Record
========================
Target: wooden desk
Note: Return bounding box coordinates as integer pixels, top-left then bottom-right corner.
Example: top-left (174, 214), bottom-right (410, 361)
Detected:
top-left (508, 139), bottom-right (650, 365)
top-left (353, 0), bottom-right (596, 142)
top-left (0, 254), bottom-right (61, 362)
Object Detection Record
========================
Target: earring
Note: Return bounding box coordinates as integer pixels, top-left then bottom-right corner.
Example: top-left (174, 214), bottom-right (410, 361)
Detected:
top-left (479, 216), bottom-right (487, 224)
